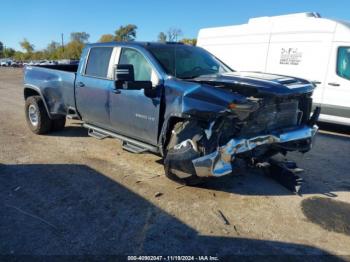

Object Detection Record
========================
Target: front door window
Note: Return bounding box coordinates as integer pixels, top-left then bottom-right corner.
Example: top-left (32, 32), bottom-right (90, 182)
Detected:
top-left (119, 48), bottom-right (152, 81)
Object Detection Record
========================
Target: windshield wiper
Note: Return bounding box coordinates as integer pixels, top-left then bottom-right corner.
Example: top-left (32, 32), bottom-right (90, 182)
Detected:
top-left (181, 75), bottom-right (200, 79)
top-left (181, 72), bottom-right (219, 80)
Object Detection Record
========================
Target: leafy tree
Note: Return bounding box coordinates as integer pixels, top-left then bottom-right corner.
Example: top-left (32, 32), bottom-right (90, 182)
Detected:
top-left (167, 28), bottom-right (183, 42)
top-left (99, 34), bottom-right (114, 43)
top-left (114, 24), bottom-right (137, 41)
top-left (14, 51), bottom-right (25, 61)
top-left (45, 41), bottom-right (64, 59)
top-left (64, 32), bottom-right (90, 59)
top-left (0, 41), bottom-right (3, 58)
top-left (3, 48), bottom-right (16, 58)
top-left (46, 41), bottom-right (60, 54)
top-left (180, 38), bottom-right (197, 46)
top-left (31, 51), bottom-right (45, 60)
top-left (70, 32), bottom-right (90, 43)
top-left (20, 38), bottom-right (34, 53)
top-left (157, 32), bottom-right (167, 43)
top-left (65, 40), bottom-right (84, 59)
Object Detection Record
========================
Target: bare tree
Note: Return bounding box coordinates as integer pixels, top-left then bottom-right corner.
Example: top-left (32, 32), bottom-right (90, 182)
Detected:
top-left (167, 28), bottom-right (183, 42)
top-left (46, 41), bottom-right (60, 54)
top-left (157, 32), bottom-right (167, 43)
top-left (70, 32), bottom-right (90, 43)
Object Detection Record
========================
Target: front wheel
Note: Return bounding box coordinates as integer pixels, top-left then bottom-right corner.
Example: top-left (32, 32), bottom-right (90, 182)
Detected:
top-left (164, 121), bottom-right (207, 186)
top-left (25, 96), bottom-right (52, 134)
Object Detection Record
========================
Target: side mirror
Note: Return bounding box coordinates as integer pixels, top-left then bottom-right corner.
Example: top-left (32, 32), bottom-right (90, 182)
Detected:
top-left (113, 64), bottom-right (158, 98)
top-left (142, 82), bottom-right (158, 97)
top-left (114, 64), bottom-right (135, 82)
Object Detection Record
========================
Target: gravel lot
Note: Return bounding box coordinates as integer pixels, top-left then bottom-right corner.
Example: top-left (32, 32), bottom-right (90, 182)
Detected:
top-left (1, 68), bottom-right (350, 258)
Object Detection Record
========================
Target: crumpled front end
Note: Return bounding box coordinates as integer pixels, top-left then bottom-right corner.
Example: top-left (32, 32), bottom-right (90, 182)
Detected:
top-left (164, 76), bottom-right (321, 185)
top-left (192, 124), bottom-right (318, 177)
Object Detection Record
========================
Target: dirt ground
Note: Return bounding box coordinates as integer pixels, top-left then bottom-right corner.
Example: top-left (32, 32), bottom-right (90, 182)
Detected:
top-left (1, 68), bottom-right (350, 258)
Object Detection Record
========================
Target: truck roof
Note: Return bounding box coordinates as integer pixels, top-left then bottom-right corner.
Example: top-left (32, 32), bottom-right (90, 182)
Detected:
top-left (86, 41), bottom-right (185, 48)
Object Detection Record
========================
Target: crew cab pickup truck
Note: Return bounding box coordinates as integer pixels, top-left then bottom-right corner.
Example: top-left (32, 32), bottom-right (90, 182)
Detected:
top-left (24, 42), bottom-right (320, 186)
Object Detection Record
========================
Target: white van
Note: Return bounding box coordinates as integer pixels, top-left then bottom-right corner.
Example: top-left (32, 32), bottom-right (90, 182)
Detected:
top-left (197, 12), bottom-right (350, 126)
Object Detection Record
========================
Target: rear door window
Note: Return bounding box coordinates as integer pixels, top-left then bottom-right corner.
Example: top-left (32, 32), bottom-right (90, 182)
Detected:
top-left (337, 47), bottom-right (350, 80)
top-left (85, 47), bottom-right (113, 78)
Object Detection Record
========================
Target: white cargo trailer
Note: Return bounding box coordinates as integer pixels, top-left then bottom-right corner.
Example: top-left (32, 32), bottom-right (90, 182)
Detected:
top-left (197, 12), bottom-right (350, 125)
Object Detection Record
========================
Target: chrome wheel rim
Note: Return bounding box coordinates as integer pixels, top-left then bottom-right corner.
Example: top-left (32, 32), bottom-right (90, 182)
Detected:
top-left (28, 104), bottom-right (39, 126)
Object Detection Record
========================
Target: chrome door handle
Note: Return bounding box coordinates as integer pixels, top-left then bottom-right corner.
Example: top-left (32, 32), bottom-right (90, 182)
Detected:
top-left (77, 82), bottom-right (85, 87)
top-left (328, 82), bottom-right (340, 87)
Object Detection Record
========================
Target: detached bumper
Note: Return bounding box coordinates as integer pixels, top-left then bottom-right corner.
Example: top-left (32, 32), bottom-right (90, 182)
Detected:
top-left (192, 125), bottom-right (318, 177)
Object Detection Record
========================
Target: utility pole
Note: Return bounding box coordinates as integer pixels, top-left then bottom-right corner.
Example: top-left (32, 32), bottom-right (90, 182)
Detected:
top-left (61, 33), bottom-right (64, 53)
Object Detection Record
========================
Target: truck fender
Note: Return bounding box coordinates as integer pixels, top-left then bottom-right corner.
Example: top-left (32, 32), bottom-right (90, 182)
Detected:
top-left (24, 84), bottom-right (52, 119)
top-left (159, 113), bottom-right (213, 156)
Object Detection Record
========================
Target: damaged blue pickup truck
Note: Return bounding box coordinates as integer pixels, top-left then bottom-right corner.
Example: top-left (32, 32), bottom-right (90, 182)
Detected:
top-left (24, 42), bottom-right (320, 191)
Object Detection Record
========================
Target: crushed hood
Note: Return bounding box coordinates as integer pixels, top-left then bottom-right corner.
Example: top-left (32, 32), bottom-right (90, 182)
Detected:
top-left (193, 71), bottom-right (315, 97)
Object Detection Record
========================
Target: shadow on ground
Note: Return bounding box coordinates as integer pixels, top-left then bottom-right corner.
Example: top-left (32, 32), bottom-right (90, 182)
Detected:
top-left (48, 124), bottom-right (88, 138)
top-left (301, 197), bottom-right (350, 236)
top-left (45, 122), bottom-right (350, 198)
top-left (0, 164), bottom-right (340, 258)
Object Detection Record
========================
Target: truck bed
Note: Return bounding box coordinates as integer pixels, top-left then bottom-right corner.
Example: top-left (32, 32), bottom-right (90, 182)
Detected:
top-left (24, 65), bottom-right (78, 117)
top-left (35, 64), bottom-right (79, 72)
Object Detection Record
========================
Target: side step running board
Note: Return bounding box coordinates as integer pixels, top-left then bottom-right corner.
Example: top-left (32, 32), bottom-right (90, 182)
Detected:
top-left (67, 115), bottom-right (80, 120)
top-left (83, 123), bottom-right (159, 154)
top-left (88, 129), bottom-right (109, 140)
top-left (122, 141), bottom-right (148, 153)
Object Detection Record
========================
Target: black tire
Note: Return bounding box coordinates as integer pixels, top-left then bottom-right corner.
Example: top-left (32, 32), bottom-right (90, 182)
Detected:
top-left (25, 96), bottom-right (52, 134)
top-left (164, 121), bottom-right (207, 186)
top-left (51, 117), bottom-right (66, 132)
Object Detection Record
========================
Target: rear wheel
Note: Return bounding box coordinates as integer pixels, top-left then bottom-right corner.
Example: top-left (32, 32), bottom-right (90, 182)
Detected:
top-left (164, 121), bottom-right (207, 186)
top-left (25, 96), bottom-right (52, 134)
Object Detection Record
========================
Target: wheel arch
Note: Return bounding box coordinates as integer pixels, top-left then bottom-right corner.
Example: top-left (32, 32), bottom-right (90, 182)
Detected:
top-left (159, 116), bottom-right (188, 156)
top-left (24, 85), bottom-right (52, 119)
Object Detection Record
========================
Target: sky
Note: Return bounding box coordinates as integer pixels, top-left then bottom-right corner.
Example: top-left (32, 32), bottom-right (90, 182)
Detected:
top-left (1, 0), bottom-right (350, 51)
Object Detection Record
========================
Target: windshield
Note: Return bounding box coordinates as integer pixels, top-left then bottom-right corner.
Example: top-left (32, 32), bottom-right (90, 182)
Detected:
top-left (146, 44), bottom-right (232, 79)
